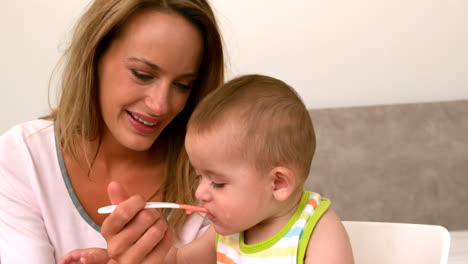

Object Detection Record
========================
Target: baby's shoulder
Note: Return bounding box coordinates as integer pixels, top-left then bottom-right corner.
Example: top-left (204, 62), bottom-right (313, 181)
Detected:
top-left (304, 209), bottom-right (354, 263)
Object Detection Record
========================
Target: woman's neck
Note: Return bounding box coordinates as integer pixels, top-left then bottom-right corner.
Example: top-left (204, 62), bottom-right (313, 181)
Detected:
top-left (63, 132), bottom-right (167, 226)
top-left (80, 131), bottom-right (166, 185)
top-left (99, 131), bottom-right (159, 164)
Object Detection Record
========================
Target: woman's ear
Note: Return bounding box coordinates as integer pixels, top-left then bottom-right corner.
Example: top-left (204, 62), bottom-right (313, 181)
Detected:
top-left (269, 166), bottom-right (296, 202)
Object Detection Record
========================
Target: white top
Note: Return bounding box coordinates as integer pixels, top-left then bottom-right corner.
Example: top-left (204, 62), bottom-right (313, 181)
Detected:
top-left (0, 120), bottom-right (209, 263)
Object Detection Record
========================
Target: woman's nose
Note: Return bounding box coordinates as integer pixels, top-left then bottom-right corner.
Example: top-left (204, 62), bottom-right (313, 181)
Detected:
top-left (145, 80), bottom-right (171, 116)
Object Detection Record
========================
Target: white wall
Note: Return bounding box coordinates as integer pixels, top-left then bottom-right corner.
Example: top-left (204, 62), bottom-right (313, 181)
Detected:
top-left (1, 0), bottom-right (467, 133)
top-left (0, 0), bottom-right (91, 133)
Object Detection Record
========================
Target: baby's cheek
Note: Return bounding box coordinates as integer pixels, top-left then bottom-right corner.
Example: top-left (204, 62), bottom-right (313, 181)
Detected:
top-left (223, 209), bottom-right (241, 227)
top-left (222, 210), bottom-right (233, 222)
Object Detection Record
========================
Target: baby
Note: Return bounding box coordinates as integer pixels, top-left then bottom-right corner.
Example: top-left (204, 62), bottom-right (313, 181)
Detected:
top-left (60, 74), bottom-right (354, 263)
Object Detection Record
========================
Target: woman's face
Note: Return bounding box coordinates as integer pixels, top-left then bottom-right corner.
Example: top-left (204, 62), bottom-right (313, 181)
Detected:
top-left (97, 9), bottom-right (203, 152)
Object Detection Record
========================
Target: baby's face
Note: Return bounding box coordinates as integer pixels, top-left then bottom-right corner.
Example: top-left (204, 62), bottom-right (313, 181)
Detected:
top-left (185, 127), bottom-right (275, 235)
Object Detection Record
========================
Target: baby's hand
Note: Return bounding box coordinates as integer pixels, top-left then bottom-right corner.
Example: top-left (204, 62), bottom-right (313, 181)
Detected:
top-left (58, 248), bottom-right (110, 264)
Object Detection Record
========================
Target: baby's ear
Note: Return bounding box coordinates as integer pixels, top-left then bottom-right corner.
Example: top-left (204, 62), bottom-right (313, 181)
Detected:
top-left (269, 166), bottom-right (296, 202)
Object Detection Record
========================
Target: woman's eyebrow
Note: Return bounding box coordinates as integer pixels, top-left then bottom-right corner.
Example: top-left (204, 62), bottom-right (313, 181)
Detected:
top-left (128, 57), bottom-right (160, 71)
top-left (128, 57), bottom-right (197, 78)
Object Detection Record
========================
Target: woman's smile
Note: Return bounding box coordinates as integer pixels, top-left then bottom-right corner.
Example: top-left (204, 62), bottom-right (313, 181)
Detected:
top-left (126, 110), bottom-right (162, 135)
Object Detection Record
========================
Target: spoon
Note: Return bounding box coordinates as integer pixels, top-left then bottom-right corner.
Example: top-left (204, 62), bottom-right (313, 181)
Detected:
top-left (98, 202), bottom-right (208, 215)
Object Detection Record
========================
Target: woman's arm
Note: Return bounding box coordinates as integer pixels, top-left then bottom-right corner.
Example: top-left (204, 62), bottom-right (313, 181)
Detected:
top-left (0, 129), bottom-right (59, 264)
top-left (304, 209), bottom-right (354, 264)
top-left (0, 167), bottom-right (56, 263)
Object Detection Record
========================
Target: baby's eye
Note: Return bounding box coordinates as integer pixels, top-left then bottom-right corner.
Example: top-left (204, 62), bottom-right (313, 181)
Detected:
top-left (131, 69), bottom-right (152, 82)
top-left (210, 182), bottom-right (225, 189)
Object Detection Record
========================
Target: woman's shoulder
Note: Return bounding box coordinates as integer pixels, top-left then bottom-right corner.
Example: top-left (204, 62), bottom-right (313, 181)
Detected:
top-left (1, 119), bottom-right (54, 143)
top-left (0, 118), bottom-right (63, 207)
top-left (0, 119), bottom-right (55, 159)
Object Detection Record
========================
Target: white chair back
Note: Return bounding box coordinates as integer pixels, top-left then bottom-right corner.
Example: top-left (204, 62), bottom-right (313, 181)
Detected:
top-left (343, 221), bottom-right (451, 264)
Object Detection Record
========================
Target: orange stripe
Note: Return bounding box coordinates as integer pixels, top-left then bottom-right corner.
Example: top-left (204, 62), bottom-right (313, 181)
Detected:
top-left (217, 252), bottom-right (237, 264)
top-left (178, 204), bottom-right (208, 214)
top-left (308, 199), bottom-right (317, 209)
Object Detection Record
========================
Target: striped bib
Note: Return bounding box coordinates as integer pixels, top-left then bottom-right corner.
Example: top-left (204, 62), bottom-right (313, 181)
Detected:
top-left (216, 191), bottom-right (330, 264)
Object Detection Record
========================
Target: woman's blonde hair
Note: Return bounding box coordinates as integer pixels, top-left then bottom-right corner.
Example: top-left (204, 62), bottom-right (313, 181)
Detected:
top-left (46, 0), bottom-right (224, 239)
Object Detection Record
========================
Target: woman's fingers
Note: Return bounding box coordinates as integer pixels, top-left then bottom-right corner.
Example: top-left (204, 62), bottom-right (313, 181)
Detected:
top-left (107, 181), bottom-right (130, 204)
top-left (116, 214), bottom-right (171, 263)
top-left (142, 227), bottom-right (173, 264)
top-left (101, 181), bottom-right (173, 264)
top-left (101, 194), bottom-right (147, 239)
top-left (102, 180), bottom-right (140, 238)
top-left (105, 208), bottom-right (163, 259)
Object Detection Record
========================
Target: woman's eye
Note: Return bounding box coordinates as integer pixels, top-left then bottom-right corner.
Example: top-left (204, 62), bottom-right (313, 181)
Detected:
top-left (210, 182), bottom-right (225, 189)
top-left (131, 69), bottom-right (152, 81)
top-left (175, 82), bottom-right (193, 91)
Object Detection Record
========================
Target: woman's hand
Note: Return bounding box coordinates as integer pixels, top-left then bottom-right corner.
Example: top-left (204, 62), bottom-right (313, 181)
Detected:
top-left (101, 181), bottom-right (173, 264)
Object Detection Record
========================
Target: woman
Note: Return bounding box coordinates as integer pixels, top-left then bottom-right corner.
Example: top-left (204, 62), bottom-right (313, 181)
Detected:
top-left (0, 0), bottom-right (224, 263)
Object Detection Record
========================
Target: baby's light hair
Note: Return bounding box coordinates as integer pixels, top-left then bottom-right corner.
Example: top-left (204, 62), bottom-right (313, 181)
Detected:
top-left (187, 74), bottom-right (316, 182)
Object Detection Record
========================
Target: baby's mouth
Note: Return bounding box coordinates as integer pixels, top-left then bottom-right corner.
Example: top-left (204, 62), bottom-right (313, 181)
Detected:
top-left (207, 212), bottom-right (217, 222)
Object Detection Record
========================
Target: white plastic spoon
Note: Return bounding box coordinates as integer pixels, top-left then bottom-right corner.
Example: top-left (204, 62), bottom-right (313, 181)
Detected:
top-left (98, 202), bottom-right (208, 215)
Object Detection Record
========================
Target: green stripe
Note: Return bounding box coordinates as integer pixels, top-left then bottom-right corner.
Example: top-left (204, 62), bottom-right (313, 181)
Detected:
top-left (296, 197), bottom-right (330, 264)
top-left (238, 191), bottom-right (310, 254)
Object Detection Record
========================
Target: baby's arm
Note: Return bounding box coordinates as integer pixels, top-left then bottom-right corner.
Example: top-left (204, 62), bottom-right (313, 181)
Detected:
top-left (304, 209), bottom-right (354, 264)
top-left (165, 225), bottom-right (217, 264)
top-left (59, 225), bottom-right (216, 264)
top-left (58, 248), bottom-right (111, 264)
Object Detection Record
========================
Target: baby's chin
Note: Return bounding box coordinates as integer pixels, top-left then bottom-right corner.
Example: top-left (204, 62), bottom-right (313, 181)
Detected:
top-left (213, 224), bottom-right (241, 236)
